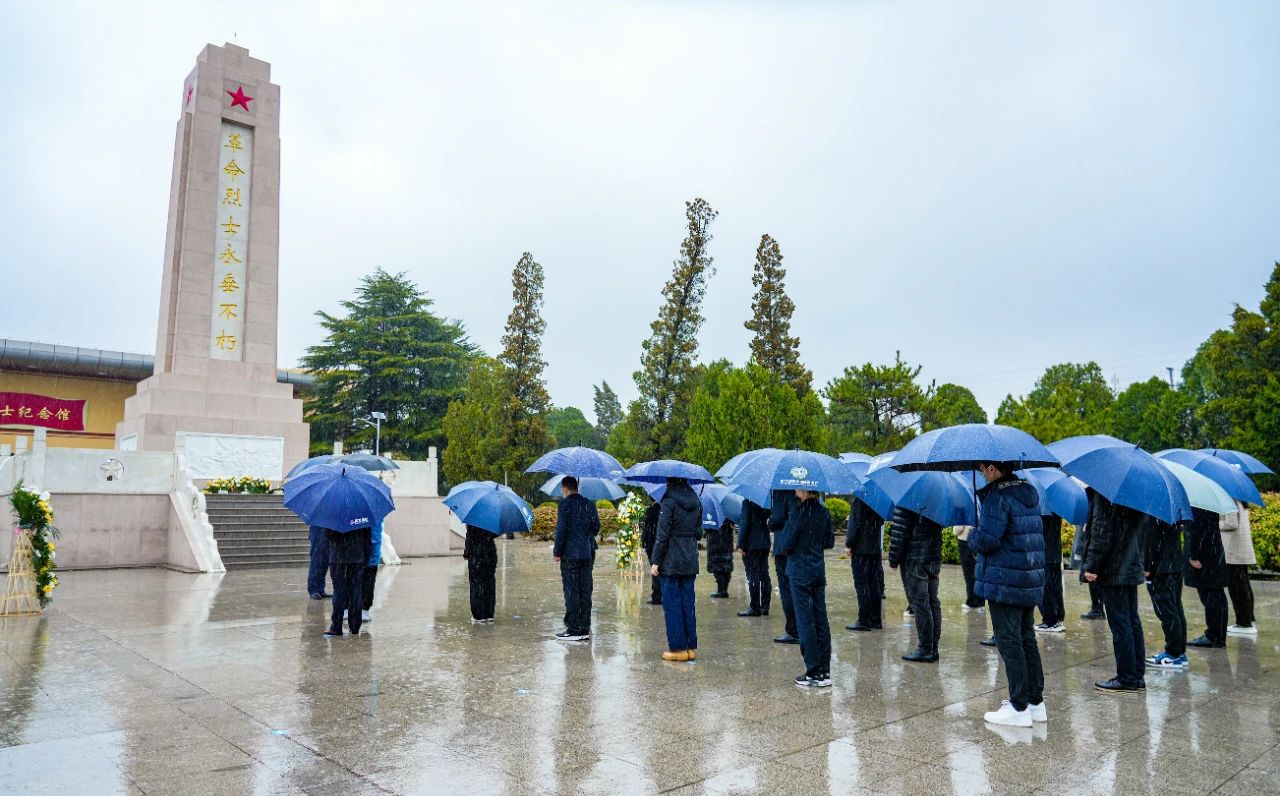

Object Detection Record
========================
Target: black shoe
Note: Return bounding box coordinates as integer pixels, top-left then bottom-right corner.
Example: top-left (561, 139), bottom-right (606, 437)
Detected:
top-left (1095, 678), bottom-right (1142, 693)
top-left (846, 622), bottom-right (875, 632)
top-left (322, 628), bottom-right (342, 638)
top-left (1187, 635), bottom-right (1226, 648)
top-left (710, 592), bottom-right (729, 599)
top-left (647, 599), bottom-right (662, 605)
top-left (1081, 609), bottom-right (1104, 620)
top-left (980, 636), bottom-right (997, 647)
top-left (901, 649), bottom-right (939, 663)
top-left (737, 608), bottom-right (762, 617)
top-left (773, 634), bottom-right (800, 645)
top-left (310, 592), bottom-right (331, 600)
top-left (761, 609), bottom-right (770, 616)
top-left (555, 630), bottom-right (590, 642)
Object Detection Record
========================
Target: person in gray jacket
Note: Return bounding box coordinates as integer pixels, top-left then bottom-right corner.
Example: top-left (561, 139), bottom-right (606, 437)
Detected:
top-left (1221, 503), bottom-right (1257, 636)
top-left (651, 477), bottom-right (704, 662)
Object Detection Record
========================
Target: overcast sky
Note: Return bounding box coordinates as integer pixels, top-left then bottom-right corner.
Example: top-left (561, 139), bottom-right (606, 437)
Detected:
top-left (4, 2), bottom-right (1277, 422)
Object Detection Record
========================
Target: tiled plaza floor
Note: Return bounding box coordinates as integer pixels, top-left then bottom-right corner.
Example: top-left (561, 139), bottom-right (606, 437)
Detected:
top-left (1, 543), bottom-right (1277, 795)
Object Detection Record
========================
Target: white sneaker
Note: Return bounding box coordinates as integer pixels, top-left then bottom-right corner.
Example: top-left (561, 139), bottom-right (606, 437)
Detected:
top-left (961, 604), bottom-right (973, 613)
top-left (1028, 702), bottom-right (1047, 723)
top-left (1228, 624), bottom-right (1258, 636)
top-left (984, 700), bottom-right (1033, 727)
top-left (903, 608), bottom-right (915, 619)
top-left (361, 610), bottom-right (372, 622)
top-left (1035, 622), bottom-right (1065, 634)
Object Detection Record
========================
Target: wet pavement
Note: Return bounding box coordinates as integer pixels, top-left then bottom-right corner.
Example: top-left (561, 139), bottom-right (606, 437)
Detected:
top-left (2, 542), bottom-right (1277, 795)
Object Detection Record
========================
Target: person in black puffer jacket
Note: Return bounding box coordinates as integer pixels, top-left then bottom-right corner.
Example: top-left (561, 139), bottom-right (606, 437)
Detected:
top-left (1081, 490), bottom-right (1147, 692)
top-left (888, 506), bottom-right (942, 662)
top-left (706, 517), bottom-right (736, 598)
top-left (777, 490), bottom-right (833, 687)
top-left (651, 477), bottom-right (705, 661)
top-left (1142, 515), bottom-right (1186, 666)
top-left (844, 496), bottom-right (885, 631)
top-left (736, 499), bottom-right (773, 617)
top-left (1184, 507), bottom-right (1229, 648)
top-left (641, 495), bottom-right (662, 605)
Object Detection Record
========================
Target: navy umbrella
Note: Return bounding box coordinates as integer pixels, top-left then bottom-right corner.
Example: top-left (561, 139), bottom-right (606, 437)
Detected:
top-left (286, 454), bottom-right (339, 480)
top-left (891, 424), bottom-right (1059, 473)
top-left (284, 463), bottom-right (395, 531)
top-left (1156, 449), bottom-right (1263, 506)
top-left (444, 481), bottom-right (534, 535)
top-left (540, 474), bottom-right (625, 502)
top-left (526, 446), bottom-right (626, 480)
top-left (1198, 448), bottom-right (1274, 476)
top-left (866, 467), bottom-right (975, 527)
top-left (726, 482), bottom-right (774, 510)
top-left (1048, 437), bottom-right (1192, 525)
top-left (725, 449), bottom-right (860, 494)
top-left (647, 482), bottom-right (740, 526)
top-left (624, 459), bottom-right (716, 485)
top-left (1018, 468), bottom-right (1089, 526)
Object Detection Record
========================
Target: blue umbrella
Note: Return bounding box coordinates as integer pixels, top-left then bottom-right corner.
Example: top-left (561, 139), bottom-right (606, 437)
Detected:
top-left (1156, 449), bottom-right (1263, 506)
top-left (1048, 437), bottom-right (1192, 525)
top-left (865, 467), bottom-right (975, 527)
top-left (854, 481), bottom-right (896, 522)
top-left (1045, 434), bottom-right (1130, 462)
top-left (891, 424), bottom-right (1059, 472)
top-left (839, 452), bottom-right (874, 481)
top-left (284, 463), bottom-right (395, 532)
top-left (540, 474), bottom-right (625, 502)
top-left (285, 454), bottom-right (339, 480)
top-left (647, 482), bottom-right (738, 526)
top-left (1198, 448), bottom-right (1274, 476)
top-left (526, 446), bottom-right (626, 479)
top-left (446, 480), bottom-right (486, 496)
top-left (624, 459), bottom-right (716, 485)
top-left (717, 489), bottom-right (745, 525)
top-left (338, 452), bottom-right (400, 472)
top-left (726, 481), bottom-right (774, 510)
top-left (715, 448), bottom-right (781, 480)
top-left (1018, 468), bottom-right (1089, 526)
top-left (444, 481), bottom-right (534, 535)
top-left (725, 449), bottom-right (860, 494)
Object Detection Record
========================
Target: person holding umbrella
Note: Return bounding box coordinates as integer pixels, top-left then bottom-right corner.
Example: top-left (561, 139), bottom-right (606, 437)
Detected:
top-left (1081, 491), bottom-right (1148, 692)
top-left (443, 480), bottom-right (535, 625)
top-left (888, 506), bottom-right (943, 663)
top-left (464, 523), bottom-right (498, 623)
top-left (844, 495), bottom-right (885, 631)
top-left (554, 477), bottom-right (601, 642)
top-left (706, 514), bottom-right (736, 598)
top-left (1220, 502), bottom-right (1258, 636)
top-left (361, 519), bottom-right (383, 623)
top-left (642, 493), bottom-right (662, 606)
top-left (1035, 513), bottom-right (1066, 633)
top-left (770, 489), bottom-right (801, 645)
top-left (1143, 516), bottom-right (1188, 669)
top-left (776, 489), bottom-right (833, 688)
top-left (736, 498), bottom-right (773, 618)
top-left (1185, 507), bottom-right (1229, 649)
top-left (651, 477), bottom-right (704, 661)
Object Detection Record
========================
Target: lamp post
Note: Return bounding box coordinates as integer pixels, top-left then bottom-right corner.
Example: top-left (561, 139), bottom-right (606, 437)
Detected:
top-left (360, 411), bottom-right (387, 457)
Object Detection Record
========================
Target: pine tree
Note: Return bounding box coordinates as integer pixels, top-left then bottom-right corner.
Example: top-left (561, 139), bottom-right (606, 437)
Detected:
top-left (592, 381), bottom-right (623, 446)
top-left (745, 234), bottom-right (812, 395)
top-left (823, 352), bottom-right (934, 455)
top-left (497, 252), bottom-right (554, 494)
top-left (302, 269), bottom-right (477, 458)
top-left (441, 359), bottom-right (509, 487)
top-left (622, 198), bottom-right (718, 461)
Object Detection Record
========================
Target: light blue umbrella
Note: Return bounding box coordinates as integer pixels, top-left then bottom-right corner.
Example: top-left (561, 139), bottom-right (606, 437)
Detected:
top-left (444, 481), bottom-right (535, 535)
top-left (624, 459), bottom-right (716, 485)
top-left (1018, 468), bottom-right (1089, 526)
top-left (1048, 437), bottom-right (1192, 525)
top-left (284, 463), bottom-right (395, 531)
top-left (725, 449), bottom-right (859, 494)
top-left (526, 446), bottom-right (625, 479)
top-left (891, 424), bottom-right (1058, 472)
top-left (1156, 449), bottom-right (1262, 506)
top-left (865, 467), bottom-right (975, 527)
top-left (540, 474), bottom-right (625, 502)
top-left (726, 481), bottom-right (773, 510)
top-left (1198, 448), bottom-right (1274, 476)
top-left (715, 448), bottom-right (782, 480)
top-left (1157, 460), bottom-right (1237, 515)
top-left (839, 452), bottom-right (874, 481)
top-left (286, 454), bottom-right (340, 480)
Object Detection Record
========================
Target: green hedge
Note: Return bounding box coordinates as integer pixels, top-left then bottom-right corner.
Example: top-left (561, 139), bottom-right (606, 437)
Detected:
top-left (1249, 493), bottom-right (1280, 572)
top-left (528, 504), bottom-right (619, 544)
top-left (826, 498), bottom-right (850, 534)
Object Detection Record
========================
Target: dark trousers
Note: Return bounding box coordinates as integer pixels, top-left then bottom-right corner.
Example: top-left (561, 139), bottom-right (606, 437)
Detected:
top-left (1146, 573), bottom-right (1186, 657)
top-left (851, 555), bottom-right (883, 627)
top-left (330, 563), bottom-right (364, 634)
top-left (989, 601), bottom-right (1044, 711)
top-left (647, 551), bottom-right (662, 603)
top-left (1197, 587), bottom-right (1228, 644)
top-left (1039, 554), bottom-right (1064, 626)
top-left (904, 561), bottom-right (941, 654)
top-left (1088, 582), bottom-right (1104, 613)
top-left (958, 540), bottom-right (984, 608)
top-left (743, 550), bottom-right (771, 612)
top-left (307, 527), bottom-right (330, 596)
top-left (362, 565), bottom-right (378, 611)
top-left (1226, 565), bottom-right (1255, 627)
top-left (791, 574), bottom-right (831, 676)
top-left (469, 559), bottom-right (496, 620)
top-left (661, 576), bottom-right (698, 651)
top-left (560, 557), bottom-right (593, 634)
top-left (713, 572), bottom-right (731, 594)
top-left (774, 555), bottom-right (797, 636)
top-left (1100, 585), bottom-right (1145, 687)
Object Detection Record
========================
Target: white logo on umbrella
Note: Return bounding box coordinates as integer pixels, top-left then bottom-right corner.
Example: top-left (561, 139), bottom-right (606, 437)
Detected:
top-left (790, 466), bottom-right (809, 480)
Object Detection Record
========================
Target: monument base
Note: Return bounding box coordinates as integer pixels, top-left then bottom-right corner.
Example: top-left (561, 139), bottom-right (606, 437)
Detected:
top-left (116, 368), bottom-right (308, 480)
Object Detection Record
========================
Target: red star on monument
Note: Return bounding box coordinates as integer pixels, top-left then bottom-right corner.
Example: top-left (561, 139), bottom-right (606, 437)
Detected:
top-left (226, 85), bottom-right (253, 111)
top-left (184, 85), bottom-right (193, 107)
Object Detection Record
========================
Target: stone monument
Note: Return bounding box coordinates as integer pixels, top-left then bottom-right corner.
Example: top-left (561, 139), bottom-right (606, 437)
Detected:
top-left (116, 43), bottom-right (308, 479)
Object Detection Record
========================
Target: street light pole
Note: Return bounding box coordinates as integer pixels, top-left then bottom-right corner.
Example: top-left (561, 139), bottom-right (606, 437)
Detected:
top-left (370, 411), bottom-right (387, 457)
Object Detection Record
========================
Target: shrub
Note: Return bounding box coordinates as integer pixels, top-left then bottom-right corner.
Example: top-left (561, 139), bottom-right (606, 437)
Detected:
top-left (826, 498), bottom-right (850, 533)
top-left (596, 498), bottom-right (615, 510)
top-left (1249, 493), bottom-right (1280, 572)
top-left (530, 505), bottom-right (557, 541)
top-left (1060, 520), bottom-right (1076, 563)
top-left (537, 501), bottom-right (558, 510)
top-left (941, 527), bottom-right (959, 565)
top-left (598, 507), bottom-right (619, 543)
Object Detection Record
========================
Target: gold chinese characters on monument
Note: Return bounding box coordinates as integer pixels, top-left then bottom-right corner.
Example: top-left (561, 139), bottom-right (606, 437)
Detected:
top-left (211, 123), bottom-right (252, 360)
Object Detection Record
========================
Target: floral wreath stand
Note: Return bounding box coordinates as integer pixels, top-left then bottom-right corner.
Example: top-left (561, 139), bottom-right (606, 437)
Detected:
top-left (1, 529), bottom-right (40, 616)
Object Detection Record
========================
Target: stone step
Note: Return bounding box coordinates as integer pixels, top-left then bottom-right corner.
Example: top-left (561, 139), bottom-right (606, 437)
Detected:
top-left (208, 518), bottom-right (309, 529)
top-left (219, 553), bottom-right (311, 569)
top-left (217, 544), bottom-right (311, 556)
top-left (206, 494), bottom-right (311, 567)
top-left (213, 534), bottom-right (310, 545)
top-left (213, 528), bottom-right (310, 537)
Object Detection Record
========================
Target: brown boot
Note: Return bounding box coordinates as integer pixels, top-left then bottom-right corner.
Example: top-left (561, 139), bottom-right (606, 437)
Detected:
top-left (662, 650), bottom-right (690, 662)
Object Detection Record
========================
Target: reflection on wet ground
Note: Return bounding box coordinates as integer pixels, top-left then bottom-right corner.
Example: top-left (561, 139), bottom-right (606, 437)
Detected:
top-left (1, 543), bottom-right (1277, 795)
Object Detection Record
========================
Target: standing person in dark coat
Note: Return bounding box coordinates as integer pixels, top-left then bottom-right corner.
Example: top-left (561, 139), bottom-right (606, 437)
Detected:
top-left (706, 518), bottom-right (735, 598)
top-left (888, 506), bottom-right (943, 662)
top-left (323, 526), bottom-right (372, 638)
top-left (1143, 516), bottom-right (1187, 668)
top-left (736, 499), bottom-right (772, 617)
top-left (776, 490), bottom-right (833, 688)
top-left (1081, 492), bottom-right (1146, 692)
top-left (1035, 514), bottom-right (1066, 633)
top-left (464, 524), bottom-right (498, 623)
top-left (1185, 507), bottom-right (1229, 649)
top-left (553, 477), bottom-right (600, 641)
top-left (307, 525), bottom-right (331, 600)
top-left (955, 526), bottom-right (985, 612)
top-left (844, 496), bottom-right (884, 631)
top-left (969, 464), bottom-right (1046, 727)
top-left (361, 520), bottom-right (383, 623)
top-left (651, 478), bottom-right (704, 661)
top-left (641, 495), bottom-right (662, 605)
top-left (770, 490), bottom-right (801, 645)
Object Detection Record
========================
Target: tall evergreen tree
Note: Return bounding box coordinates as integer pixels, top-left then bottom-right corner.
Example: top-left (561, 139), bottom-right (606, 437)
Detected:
top-left (613, 198), bottom-right (718, 462)
top-left (497, 252), bottom-right (554, 494)
top-left (441, 358), bottom-right (509, 487)
top-left (744, 234), bottom-right (812, 395)
top-left (592, 381), bottom-right (623, 446)
top-left (548, 407), bottom-right (600, 449)
top-left (996, 362), bottom-right (1114, 444)
top-left (823, 352), bottom-right (933, 455)
top-left (921, 383), bottom-right (987, 430)
top-left (302, 269), bottom-right (476, 458)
